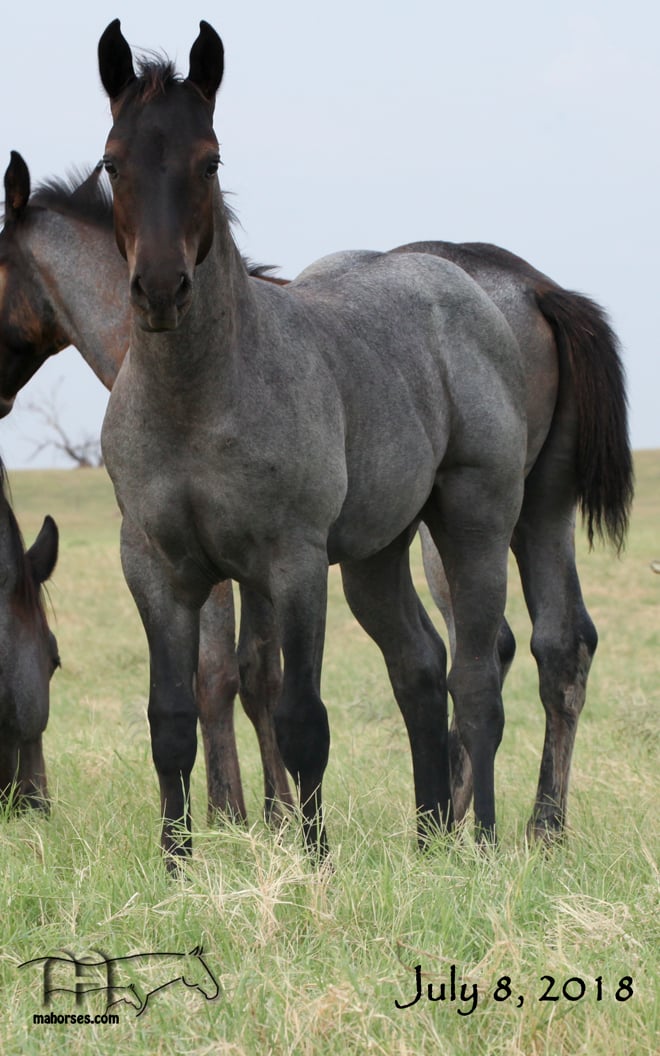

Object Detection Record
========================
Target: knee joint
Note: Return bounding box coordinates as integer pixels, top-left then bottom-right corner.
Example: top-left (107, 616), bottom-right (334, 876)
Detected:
top-left (275, 694), bottom-right (329, 779)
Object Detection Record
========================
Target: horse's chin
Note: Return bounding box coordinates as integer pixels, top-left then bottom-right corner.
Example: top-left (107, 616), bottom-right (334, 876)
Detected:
top-left (137, 310), bottom-right (186, 334)
top-left (0, 395), bottom-right (16, 419)
top-left (133, 300), bottom-right (192, 334)
top-left (139, 319), bottom-right (179, 334)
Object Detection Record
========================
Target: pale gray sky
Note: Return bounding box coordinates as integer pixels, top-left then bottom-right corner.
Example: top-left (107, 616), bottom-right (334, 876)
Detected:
top-left (1, 1), bottom-right (658, 465)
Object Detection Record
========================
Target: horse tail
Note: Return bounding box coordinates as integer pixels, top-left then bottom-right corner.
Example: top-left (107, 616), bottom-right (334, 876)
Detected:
top-left (535, 286), bottom-right (634, 552)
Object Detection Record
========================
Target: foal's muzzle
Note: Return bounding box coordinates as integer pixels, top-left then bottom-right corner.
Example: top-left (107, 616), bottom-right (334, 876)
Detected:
top-left (130, 272), bottom-right (193, 332)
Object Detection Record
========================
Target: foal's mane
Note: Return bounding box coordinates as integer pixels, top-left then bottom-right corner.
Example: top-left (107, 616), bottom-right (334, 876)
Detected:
top-left (31, 165), bottom-right (114, 230)
top-left (0, 458), bottom-right (46, 620)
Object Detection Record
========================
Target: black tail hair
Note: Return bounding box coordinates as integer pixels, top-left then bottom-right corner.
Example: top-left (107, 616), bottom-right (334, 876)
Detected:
top-left (536, 287), bottom-right (634, 551)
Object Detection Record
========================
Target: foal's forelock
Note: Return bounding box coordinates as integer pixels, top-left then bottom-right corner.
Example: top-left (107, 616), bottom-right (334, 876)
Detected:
top-left (111, 58), bottom-right (215, 114)
top-left (130, 58), bottom-right (181, 104)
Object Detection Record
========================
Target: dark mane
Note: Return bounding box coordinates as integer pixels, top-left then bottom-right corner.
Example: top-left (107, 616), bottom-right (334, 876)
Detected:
top-left (31, 165), bottom-right (114, 230)
top-left (0, 458), bottom-right (46, 620)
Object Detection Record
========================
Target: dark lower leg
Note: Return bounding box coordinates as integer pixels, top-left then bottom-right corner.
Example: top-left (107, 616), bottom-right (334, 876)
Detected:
top-left (341, 541), bottom-right (454, 844)
top-left (512, 506), bottom-right (597, 842)
top-left (275, 694), bottom-right (330, 854)
top-left (528, 637), bottom-right (594, 840)
top-left (271, 556), bottom-right (330, 858)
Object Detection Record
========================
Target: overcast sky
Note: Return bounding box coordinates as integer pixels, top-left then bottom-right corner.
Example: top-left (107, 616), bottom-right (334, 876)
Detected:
top-left (1, 1), bottom-right (658, 466)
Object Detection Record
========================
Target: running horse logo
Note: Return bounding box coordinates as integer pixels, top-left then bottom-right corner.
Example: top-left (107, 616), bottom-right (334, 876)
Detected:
top-left (19, 945), bottom-right (220, 1016)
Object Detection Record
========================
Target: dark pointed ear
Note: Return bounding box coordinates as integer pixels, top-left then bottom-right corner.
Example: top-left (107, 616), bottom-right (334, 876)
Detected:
top-left (187, 21), bottom-right (224, 103)
top-left (4, 150), bottom-right (31, 221)
top-left (98, 19), bottom-right (136, 102)
top-left (26, 515), bottom-right (58, 585)
top-left (70, 161), bottom-right (104, 206)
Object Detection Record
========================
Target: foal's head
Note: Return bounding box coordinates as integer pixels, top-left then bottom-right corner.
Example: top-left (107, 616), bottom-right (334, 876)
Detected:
top-left (98, 20), bottom-right (225, 332)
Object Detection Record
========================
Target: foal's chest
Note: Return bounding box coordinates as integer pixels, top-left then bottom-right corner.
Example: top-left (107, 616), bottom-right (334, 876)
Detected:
top-left (105, 413), bottom-right (301, 590)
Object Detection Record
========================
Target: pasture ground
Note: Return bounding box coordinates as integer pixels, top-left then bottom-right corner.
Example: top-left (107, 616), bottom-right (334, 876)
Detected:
top-left (1, 451), bottom-right (658, 1055)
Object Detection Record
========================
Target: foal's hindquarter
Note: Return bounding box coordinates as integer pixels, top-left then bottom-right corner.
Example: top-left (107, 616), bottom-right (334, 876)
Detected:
top-left (103, 220), bottom-right (527, 858)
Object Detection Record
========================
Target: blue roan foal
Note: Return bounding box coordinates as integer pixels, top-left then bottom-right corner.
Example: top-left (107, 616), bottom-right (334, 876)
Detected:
top-left (96, 20), bottom-right (630, 867)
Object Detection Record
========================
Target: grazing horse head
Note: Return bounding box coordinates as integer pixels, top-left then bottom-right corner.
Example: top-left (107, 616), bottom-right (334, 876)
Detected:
top-left (98, 19), bottom-right (224, 332)
top-left (0, 465), bottom-right (59, 810)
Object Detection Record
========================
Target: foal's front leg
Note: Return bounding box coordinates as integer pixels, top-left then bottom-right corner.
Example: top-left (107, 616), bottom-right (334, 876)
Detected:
top-left (120, 519), bottom-right (203, 865)
top-left (270, 551), bottom-right (331, 856)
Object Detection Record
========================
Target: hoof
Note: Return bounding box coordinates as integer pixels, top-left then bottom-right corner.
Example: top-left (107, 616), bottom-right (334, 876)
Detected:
top-left (526, 812), bottom-right (566, 847)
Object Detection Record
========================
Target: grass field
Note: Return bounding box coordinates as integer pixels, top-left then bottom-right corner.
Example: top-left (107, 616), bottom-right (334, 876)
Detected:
top-left (0, 451), bottom-right (658, 1055)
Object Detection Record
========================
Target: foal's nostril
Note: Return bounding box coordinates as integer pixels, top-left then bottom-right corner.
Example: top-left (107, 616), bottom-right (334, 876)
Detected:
top-left (131, 274), bottom-right (148, 306)
top-left (175, 273), bottom-right (192, 306)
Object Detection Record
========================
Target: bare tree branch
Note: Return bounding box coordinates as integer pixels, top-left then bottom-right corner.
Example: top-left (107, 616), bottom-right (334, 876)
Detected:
top-left (24, 380), bottom-right (104, 468)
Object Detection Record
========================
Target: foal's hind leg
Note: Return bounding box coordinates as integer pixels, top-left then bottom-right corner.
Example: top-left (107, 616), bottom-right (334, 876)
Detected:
top-left (237, 587), bottom-right (294, 825)
top-left (197, 584), bottom-right (246, 824)
top-left (199, 584), bottom-right (293, 826)
top-left (340, 533), bottom-right (453, 843)
top-left (424, 465), bottom-right (523, 843)
top-left (418, 522), bottom-right (516, 825)
top-left (511, 464), bottom-right (597, 842)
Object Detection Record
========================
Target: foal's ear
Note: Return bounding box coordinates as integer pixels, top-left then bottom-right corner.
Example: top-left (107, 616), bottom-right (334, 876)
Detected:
top-left (3, 151), bottom-right (31, 220)
top-left (98, 19), bottom-right (136, 102)
top-left (26, 516), bottom-right (59, 585)
top-left (187, 21), bottom-right (224, 103)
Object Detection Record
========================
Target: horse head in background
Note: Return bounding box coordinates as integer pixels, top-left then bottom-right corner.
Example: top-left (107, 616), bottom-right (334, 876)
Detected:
top-left (0, 460), bottom-right (59, 811)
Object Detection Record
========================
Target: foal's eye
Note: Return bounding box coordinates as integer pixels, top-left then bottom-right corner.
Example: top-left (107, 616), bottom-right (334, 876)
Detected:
top-left (204, 157), bottom-right (220, 179)
top-left (103, 157), bottom-right (119, 180)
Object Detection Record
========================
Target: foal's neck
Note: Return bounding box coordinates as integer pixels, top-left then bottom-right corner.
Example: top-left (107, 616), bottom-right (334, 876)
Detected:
top-left (31, 209), bottom-right (128, 390)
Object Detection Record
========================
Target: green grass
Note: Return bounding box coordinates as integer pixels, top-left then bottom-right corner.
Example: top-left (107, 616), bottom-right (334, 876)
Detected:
top-left (1, 453), bottom-right (658, 1055)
